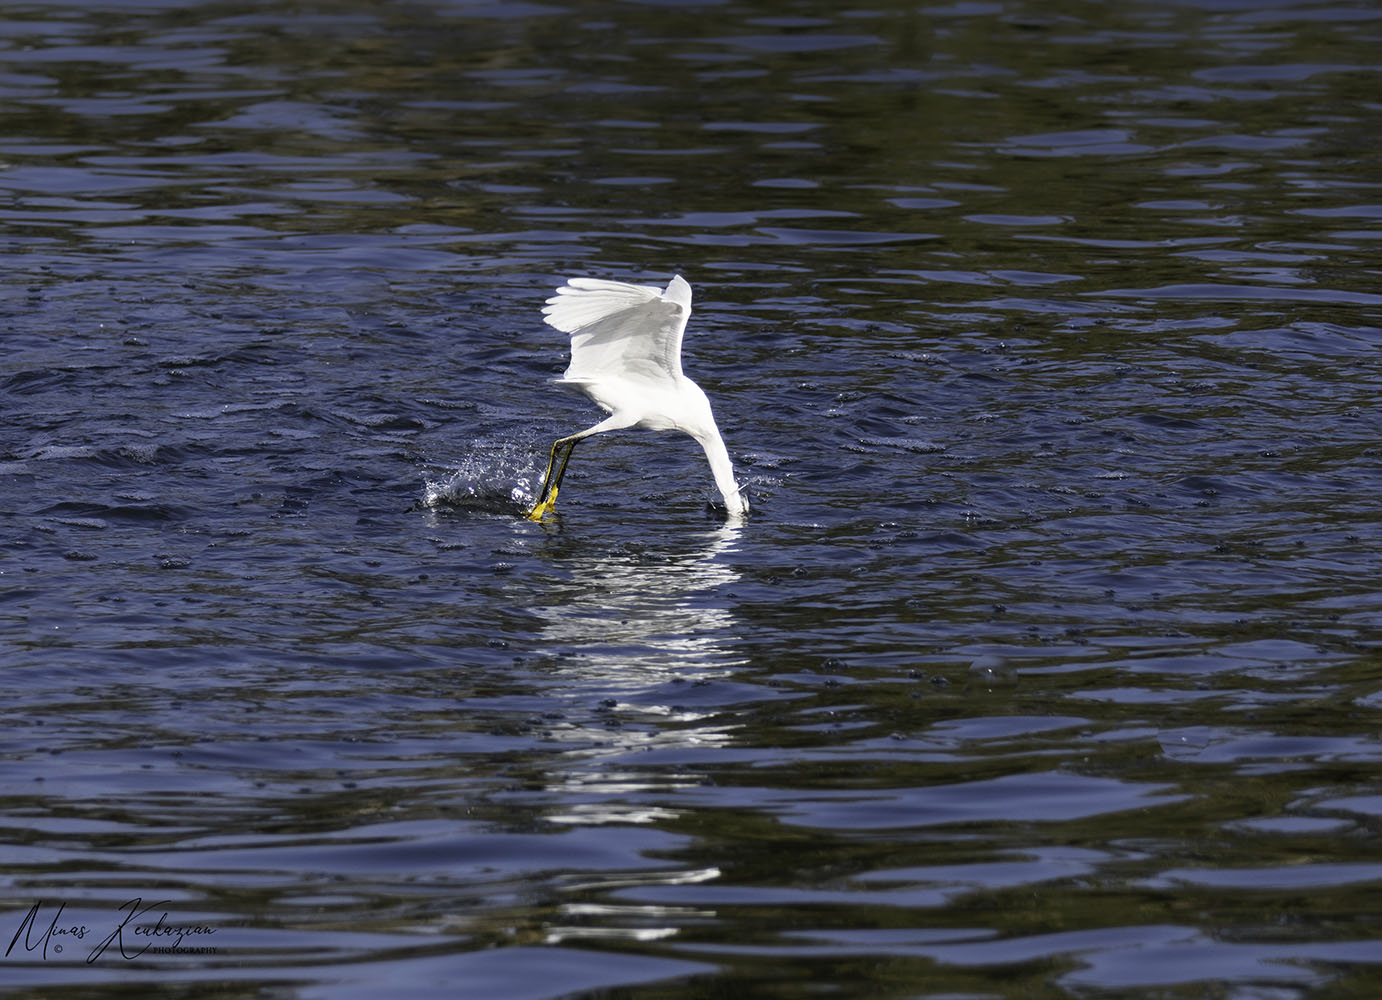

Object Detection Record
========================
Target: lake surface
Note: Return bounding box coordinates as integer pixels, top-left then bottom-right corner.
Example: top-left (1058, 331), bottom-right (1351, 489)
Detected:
top-left (2, 0), bottom-right (1380, 996)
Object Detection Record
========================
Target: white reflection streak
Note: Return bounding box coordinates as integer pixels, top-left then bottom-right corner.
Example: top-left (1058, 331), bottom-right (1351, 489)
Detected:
top-left (543, 926), bottom-right (679, 944)
top-left (562, 866), bottom-right (723, 893)
top-left (536, 522), bottom-right (746, 686)
top-left (545, 865), bottom-right (725, 947)
top-left (527, 528), bottom-right (740, 944)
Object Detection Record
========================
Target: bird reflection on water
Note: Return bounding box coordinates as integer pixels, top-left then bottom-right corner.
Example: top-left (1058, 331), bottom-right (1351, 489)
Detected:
top-left (531, 521), bottom-right (746, 698)
top-left (521, 523), bottom-right (749, 830)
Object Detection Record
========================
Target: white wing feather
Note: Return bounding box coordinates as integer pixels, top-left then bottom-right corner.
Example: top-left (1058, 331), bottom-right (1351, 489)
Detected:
top-left (543, 275), bottom-right (692, 383)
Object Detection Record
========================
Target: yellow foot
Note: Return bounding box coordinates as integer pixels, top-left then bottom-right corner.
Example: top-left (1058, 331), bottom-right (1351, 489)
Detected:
top-left (525, 488), bottom-right (558, 521)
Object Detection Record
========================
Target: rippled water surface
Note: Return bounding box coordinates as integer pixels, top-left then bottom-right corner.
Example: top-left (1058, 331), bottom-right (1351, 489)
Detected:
top-left (3, 0), bottom-right (1381, 996)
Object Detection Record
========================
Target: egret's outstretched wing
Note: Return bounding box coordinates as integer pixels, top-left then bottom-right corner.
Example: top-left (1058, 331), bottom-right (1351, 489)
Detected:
top-left (543, 275), bottom-right (692, 383)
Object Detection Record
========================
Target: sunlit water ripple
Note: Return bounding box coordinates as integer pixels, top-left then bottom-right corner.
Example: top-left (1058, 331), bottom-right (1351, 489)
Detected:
top-left (2, 0), bottom-right (1380, 997)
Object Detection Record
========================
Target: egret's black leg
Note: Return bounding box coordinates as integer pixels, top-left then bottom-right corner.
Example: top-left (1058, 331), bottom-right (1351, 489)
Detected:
top-left (526, 435), bottom-right (579, 520)
top-left (526, 437), bottom-right (563, 520)
top-left (550, 437), bottom-right (579, 494)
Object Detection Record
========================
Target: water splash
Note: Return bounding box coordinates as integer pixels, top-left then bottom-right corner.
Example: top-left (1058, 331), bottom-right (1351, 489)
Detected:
top-left (421, 441), bottom-right (536, 514)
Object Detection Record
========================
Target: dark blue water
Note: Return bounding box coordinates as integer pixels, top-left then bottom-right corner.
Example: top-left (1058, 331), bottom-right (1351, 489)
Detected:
top-left (3, 1), bottom-right (1381, 996)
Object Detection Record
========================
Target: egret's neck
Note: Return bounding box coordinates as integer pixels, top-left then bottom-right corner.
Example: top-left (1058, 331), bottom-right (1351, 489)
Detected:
top-left (696, 427), bottom-right (749, 516)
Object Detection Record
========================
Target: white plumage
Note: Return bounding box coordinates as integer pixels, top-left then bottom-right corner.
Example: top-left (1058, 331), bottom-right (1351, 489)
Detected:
top-left (525, 274), bottom-right (748, 520)
top-left (544, 276), bottom-right (689, 384)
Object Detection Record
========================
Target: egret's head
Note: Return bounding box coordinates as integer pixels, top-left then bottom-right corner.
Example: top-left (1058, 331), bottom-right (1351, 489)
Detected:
top-left (722, 484), bottom-right (750, 518)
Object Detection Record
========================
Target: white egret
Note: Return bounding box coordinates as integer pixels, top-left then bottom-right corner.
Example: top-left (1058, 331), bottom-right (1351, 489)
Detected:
top-left (525, 274), bottom-right (749, 521)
